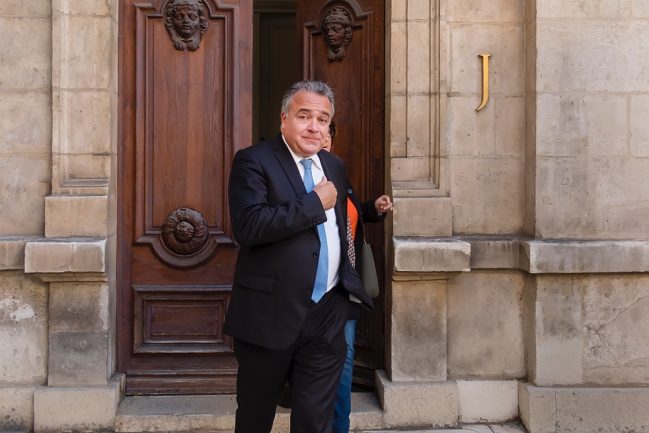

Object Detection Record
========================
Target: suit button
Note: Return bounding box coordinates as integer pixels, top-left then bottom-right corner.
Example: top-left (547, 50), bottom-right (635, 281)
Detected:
top-left (313, 252), bottom-right (318, 258)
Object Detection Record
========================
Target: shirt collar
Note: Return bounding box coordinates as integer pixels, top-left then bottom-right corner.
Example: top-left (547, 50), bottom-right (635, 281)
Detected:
top-left (281, 134), bottom-right (323, 171)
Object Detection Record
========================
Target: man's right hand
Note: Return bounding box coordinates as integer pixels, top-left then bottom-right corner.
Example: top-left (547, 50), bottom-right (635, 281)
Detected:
top-left (313, 176), bottom-right (337, 210)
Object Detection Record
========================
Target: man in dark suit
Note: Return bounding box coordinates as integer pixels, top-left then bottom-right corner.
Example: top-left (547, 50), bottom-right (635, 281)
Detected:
top-left (225, 81), bottom-right (372, 433)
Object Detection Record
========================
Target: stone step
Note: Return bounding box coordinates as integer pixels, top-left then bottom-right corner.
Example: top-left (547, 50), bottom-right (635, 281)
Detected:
top-left (115, 392), bottom-right (384, 433)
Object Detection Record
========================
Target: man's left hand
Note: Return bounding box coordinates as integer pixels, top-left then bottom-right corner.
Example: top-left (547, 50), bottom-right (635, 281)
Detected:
top-left (374, 195), bottom-right (393, 213)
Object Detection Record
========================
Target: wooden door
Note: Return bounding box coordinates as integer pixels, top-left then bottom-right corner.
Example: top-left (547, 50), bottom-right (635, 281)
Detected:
top-left (296, 0), bottom-right (385, 387)
top-left (118, 0), bottom-right (252, 394)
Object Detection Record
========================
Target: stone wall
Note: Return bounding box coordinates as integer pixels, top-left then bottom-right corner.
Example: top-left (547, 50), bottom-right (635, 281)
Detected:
top-left (28, 0), bottom-right (121, 431)
top-left (0, 1), bottom-right (51, 236)
top-left (531, 274), bottom-right (649, 387)
top-left (447, 271), bottom-right (524, 380)
top-left (0, 2), bottom-right (52, 430)
top-left (521, 2), bottom-right (649, 432)
top-left (0, 0), bottom-right (120, 431)
top-left (531, 0), bottom-right (649, 239)
top-left (444, 3), bottom-right (527, 420)
top-left (385, 0), bottom-right (528, 426)
top-left (2, 0), bottom-right (649, 431)
top-left (387, 0), bottom-right (649, 431)
top-left (446, 1), bottom-right (526, 235)
top-left (0, 272), bottom-right (48, 431)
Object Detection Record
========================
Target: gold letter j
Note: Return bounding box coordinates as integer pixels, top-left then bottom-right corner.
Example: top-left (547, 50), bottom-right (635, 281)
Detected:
top-left (476, 53), bottom-right (491, 112)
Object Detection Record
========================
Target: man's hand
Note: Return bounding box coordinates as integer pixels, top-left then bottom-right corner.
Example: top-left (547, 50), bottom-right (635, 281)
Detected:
top-left (374, 195), bottom-right (393, 213)
top-left (313, 176), bottom-right (337, 210)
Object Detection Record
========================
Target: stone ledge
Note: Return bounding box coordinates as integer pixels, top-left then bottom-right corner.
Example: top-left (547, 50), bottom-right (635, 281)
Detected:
top-left (24, 238), bottom-right (106, 274)
top-left (522, 240), bottom-right (649, 274)
top-left (519, 382), bottom-right (649, 433)
top-left (394, 237), bottom-right (649, 274)
top-left (460, 236), bottom-right (522, 270)
top-left (0, 236), bottom-right (42, 270)
top-left (393, 237), bottom-right (471, 273)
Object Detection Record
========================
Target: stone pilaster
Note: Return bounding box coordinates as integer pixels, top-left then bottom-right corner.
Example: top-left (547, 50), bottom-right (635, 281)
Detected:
top-left (23, 1), bottom-right (120, 431)
top-left (25, 237), bottom-right (121, 431)
top-left (379, 236), bottom-right (470, 428)
top-left (384, 0), bottom-right (527, 427)
top-left (388, 0), bottom-right (451, 237)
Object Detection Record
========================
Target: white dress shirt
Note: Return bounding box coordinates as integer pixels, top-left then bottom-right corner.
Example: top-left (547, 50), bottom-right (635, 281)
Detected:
top-left (283, 136), bottom-right (341, 294)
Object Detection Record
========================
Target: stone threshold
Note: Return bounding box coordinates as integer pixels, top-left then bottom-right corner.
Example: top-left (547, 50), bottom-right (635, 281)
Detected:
top-left (115, 392), bottom-right (384, 433)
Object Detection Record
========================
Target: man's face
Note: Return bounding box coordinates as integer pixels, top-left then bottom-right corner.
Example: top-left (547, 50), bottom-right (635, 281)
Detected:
top-left (281, 91), bottom-right (332, 157)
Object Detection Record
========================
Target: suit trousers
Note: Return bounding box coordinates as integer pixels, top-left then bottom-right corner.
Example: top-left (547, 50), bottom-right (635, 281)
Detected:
top-left (233, 286), bottom-right (350, 433)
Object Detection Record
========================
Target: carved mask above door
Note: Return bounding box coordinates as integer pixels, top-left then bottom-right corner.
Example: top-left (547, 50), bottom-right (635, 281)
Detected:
top-left (163, 0), bottom-right (209, 51)
top-left (321, 5), bottom-right (354, 61)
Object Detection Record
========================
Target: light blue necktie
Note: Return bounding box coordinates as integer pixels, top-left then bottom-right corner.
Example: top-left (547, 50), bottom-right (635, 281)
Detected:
top-left (300, 158), bottom-right (328, 303)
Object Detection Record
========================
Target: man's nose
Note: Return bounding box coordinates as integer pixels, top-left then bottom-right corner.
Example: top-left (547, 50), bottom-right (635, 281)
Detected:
top-left (306, 117), bottom-right (319, 131)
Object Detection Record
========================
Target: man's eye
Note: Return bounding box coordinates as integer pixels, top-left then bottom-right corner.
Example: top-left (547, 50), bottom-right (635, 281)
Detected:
top-left (318, 118), bottom-right (329, 125)
top-left (297, 115), bottom-right (309, 121)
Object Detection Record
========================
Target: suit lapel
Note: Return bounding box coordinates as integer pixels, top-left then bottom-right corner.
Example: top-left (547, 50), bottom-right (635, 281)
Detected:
top-left (272, 134), bottom-right (306, 197)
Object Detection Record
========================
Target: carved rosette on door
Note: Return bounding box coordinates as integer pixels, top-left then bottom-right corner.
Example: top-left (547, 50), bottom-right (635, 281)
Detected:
top-left (161, 207), bottom-right (212, 249)
top-left (151, 207), bottom-right (219, 267)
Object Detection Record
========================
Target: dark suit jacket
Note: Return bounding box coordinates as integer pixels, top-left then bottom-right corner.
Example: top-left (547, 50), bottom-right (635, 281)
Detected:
top-left (224, 134), bottom-right (373, 350)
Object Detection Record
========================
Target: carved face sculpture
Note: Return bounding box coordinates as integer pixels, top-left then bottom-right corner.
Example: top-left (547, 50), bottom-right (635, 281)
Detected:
top-left (173, 4), bottom-right (201, 39)
top-left (164, 0), bottom-right (208, 51)
top-left (325, 23), bottom-right (346, 49)
top-left (321, 7), bottom-right (353, 61)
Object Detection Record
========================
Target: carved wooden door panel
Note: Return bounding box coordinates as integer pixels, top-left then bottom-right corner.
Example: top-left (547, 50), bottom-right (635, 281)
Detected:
top-left (296, 0), bottom-right (385, 387)
top-left (118, 0), bottom-right (251, 394)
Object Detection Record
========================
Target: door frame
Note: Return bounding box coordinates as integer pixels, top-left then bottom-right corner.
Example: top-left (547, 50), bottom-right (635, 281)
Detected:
top-left (115, 0), bottom-right (388, 394)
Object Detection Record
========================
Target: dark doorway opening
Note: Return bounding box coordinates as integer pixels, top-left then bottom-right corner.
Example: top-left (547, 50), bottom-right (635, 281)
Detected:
top-left (253, 1), bottom-right (298, 142)
top-left (252, 0), bottom-right (385, 391)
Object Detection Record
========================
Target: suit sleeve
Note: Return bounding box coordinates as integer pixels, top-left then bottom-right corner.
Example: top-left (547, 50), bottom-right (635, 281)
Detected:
top-left (360, 199), bottom-right (383, 224)
top-left (228, 148), bottom-right (327, 247)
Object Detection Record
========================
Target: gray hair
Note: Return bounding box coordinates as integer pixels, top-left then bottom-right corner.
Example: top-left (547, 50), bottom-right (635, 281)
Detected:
top-left (280, 80), bottom-right (335, 117)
